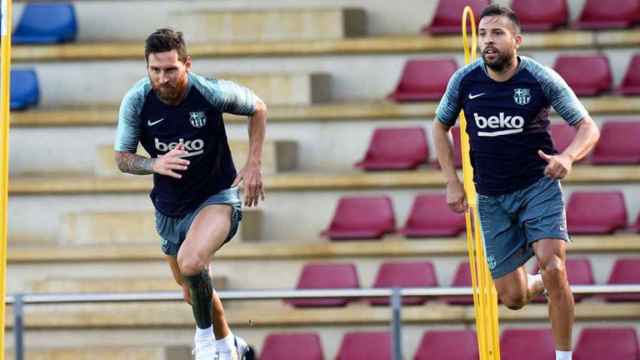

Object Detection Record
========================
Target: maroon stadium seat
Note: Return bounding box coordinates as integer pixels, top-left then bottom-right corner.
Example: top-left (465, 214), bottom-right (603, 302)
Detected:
top-left (512, 0), bottom-right (568, 31)
top-left (401, 193), bottom-right (466, 237)
top-left (287, 263), bottom-right (359, 308)
top-left (260, 332), bottom-right (324, 360)
top-left (553, 55), bottom-right (612, 96)
top-left (387, 59), bottom-right (458, 102)
top-left (422, 0), bottom-right (490, 34)
top-left (620, 54), bottom-right (640, 95)
top-left (566, 191), bottom-right (627, 234)
top-left (414, 329), bottom-right (478, 360)
top-left (550, 123), bottom-right (576, 154)
top-left (574, 327), bottom-right (640, 359)
top-left (355, 127), bottom-right (429, 170)
top-left (574, 0), bottom-right (640, 29)
top-left (322, 196), bottom-right (396, 240)
top-left (501, 328), bottom-right (555, 360)
top-left (605, 258), bottom-right (640, 302)
top-left (370, 261), bottom-right (438, 306)
top-left (531, 258), bottom-right (594, 303)
top-left (443, 261), bottom-right (474, 305)
top-left (591, 121), bottom-right (640, 165)
top-left (432, 126), bottom-right (463, 169)
top-left (336, 331), bottom-right (391, 360)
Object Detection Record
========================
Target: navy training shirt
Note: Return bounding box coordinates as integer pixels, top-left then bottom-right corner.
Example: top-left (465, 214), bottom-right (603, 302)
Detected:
top-left (114, 72), bottom-right (259, 217)
top-left (435, 56), bottom-right (588, 196)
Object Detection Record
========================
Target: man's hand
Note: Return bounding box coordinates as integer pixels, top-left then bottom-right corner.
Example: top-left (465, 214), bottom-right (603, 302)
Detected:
top-left (152, 143), bottom-right (190, 179)
top-left (538, 150), bottom-right (573, 179)
top-left (447, 179), bottom-right (468, 213)
top-left (232, 162), bottom-right (264, 207)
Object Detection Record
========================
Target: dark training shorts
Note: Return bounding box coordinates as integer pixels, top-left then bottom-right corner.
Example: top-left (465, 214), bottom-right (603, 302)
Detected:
top-left (155, 187), bottom-right (243, 256)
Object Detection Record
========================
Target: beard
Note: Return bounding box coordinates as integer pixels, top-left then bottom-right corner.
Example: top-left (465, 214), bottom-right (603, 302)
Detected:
top-left (482, 48), bottom-right (515, 72)
top-left (152, 76), bottom-right (188, 104)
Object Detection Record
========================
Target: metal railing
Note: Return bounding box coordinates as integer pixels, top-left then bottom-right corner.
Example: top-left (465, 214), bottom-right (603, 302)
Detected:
top-left (5, 284), bottom-right (640, 360)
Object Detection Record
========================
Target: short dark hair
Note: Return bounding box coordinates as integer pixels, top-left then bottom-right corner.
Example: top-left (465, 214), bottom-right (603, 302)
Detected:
top-left (479, 4), bottom-right (521, 33)
top-left (144, 28), bottom-right (188, 63)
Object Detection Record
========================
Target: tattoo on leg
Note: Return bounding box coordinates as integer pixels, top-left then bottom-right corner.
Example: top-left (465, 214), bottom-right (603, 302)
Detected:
top-left (185, 270), bottom-right (213, 329)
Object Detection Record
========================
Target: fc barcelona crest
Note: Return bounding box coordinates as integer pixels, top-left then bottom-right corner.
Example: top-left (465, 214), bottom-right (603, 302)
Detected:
top-left (189, 111), bottom-right (207, 128)
top-left (513, 88), bottom-right (531, 105)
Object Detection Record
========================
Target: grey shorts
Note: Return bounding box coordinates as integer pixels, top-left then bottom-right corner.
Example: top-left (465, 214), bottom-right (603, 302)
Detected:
top-left (155, 187), bottom-right (243, 256)
top-left (477, 176), bottom-right (569, 279)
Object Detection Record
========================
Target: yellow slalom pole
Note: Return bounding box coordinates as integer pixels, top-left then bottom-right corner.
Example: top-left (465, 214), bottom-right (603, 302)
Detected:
top-left (0, 0), bottom-right (12, 358)
top-left (460, 6), bottom-right (501, 360)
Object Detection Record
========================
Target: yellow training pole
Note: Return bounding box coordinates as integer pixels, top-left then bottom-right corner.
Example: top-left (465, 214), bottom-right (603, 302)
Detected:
top-left (460, 6), bottom-right (501, 360)
top-left (0, 0), bottom-right (12, 358)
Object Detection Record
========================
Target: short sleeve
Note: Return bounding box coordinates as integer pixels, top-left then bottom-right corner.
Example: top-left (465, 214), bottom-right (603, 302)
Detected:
top-left (114, 78), bottom-right (150, 152)
top-left (527, 60), bottom-right (589, 126)
top-left (190, 73), bottom-right (260, 116)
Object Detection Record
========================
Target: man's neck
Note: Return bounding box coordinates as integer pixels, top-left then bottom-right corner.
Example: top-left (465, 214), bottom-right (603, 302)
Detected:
top-left (486, 56), bottom-right (519, 82)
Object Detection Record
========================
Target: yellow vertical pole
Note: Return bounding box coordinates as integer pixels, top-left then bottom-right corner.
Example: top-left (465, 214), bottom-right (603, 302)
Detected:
top-left (460, 6), bottom-right (501, 360)
top-left (0, 0), bottom-right (12, 358)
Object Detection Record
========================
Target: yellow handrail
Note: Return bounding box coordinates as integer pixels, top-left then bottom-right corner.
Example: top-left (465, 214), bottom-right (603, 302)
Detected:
top-left (0, 1), bottom-right (13, 358)
top-left (460, 6), bottom-right (501, 360)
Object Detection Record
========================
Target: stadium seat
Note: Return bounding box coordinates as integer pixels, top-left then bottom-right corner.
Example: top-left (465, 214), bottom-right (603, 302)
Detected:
top-left (355, 127), bottom-right (429, 170)
top-left (9, 69), bottom-right (39, 110)
top-left (501, 328), bottom-right (555, 360)
top-left (605, 258), bottom-right (640, 302)
top-left (387, 59), bottom-right (457, 102)
top-left (260, 332), bottom-right (324, 360)
top-left (422, 0), bottom-right (490, 34)
top-left (400, 193), bottom-right (466, 237)
top-left (574, 0), bottom-right (640, 29)
top-left (549, 123), bottom-right (576, 154)
top-left (322, 196), bottom-right (396, 240)
top-left (566, 191), bottom-right (627, 234)
top-left (574, 327), bottom-right (640, 359)
top-left (591, 121), bottom-right (640, 165)
top-left (512, 0), bottom-right (568, 31)
top-left (443, 261), bottom-right (474, 305)
top-left (620, 54), bottom-right (640, 95)
top-left (370, 261), bottom-right (438, 306)
top-left (432, 126), bottom-right (462, 169)
top-left (13, 3), bottom-right (77, 44)
top-left (336, 331), bottom-right (391, 360)
top-left (287, 263), bottom-right (359, 308)
top-left (531, 258), bottom-right (594, 303)
top-left (553, 55), bottom-right (612, 96)
top-left (414, 329), bottom-right (478, 360)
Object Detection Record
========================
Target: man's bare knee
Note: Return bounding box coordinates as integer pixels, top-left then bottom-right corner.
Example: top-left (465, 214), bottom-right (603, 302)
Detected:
top-left (177, 251), bottom-right (208, 276)
top-left (501, 292), bottom-right (527, 310)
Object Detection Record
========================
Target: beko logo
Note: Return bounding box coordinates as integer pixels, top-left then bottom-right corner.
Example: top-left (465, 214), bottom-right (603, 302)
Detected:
top-left (473, 113), bottom-right (524, 137)
top-left (155, 138), bottom-right (205, 157)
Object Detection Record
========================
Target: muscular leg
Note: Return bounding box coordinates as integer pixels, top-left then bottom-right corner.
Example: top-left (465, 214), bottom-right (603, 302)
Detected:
top-left (533, 239), bottom-right (574, 351)
top-left (177, 204), bottom-right (233, 339)
top-left (493, 265), bottom-right (546, 310)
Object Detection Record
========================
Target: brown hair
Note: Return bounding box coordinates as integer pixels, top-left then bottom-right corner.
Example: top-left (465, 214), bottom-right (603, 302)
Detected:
top-left (144, 28), bottom-right (188, 62)
top-left (479, 4), bottom-right (521, 33)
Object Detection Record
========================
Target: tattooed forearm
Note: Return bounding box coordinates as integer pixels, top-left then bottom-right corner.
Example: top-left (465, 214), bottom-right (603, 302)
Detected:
top-left (115, 151), bottom-right (155, 175)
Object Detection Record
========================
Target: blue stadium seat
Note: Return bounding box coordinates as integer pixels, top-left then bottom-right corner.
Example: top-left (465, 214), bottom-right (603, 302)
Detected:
top-left (13, 3), bottom-right (77, 44)
top-left (10, 69), bottom-right (40, 110)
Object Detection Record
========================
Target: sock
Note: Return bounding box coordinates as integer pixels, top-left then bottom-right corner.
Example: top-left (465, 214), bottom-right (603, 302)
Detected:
top-left (195, 325), bottom-right (214, 341)
top-left (556, 350), bottom-right (572, 360)
top-left (184, 270), bottom-right (213, 330)
top-left (215, 333), bottom-right (235, 353)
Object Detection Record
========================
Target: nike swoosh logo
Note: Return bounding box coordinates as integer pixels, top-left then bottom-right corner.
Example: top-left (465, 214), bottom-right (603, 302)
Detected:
top-left (147, 118), bottom-right (164, 126)
top-left (468, 93), bottom-right (485, 100)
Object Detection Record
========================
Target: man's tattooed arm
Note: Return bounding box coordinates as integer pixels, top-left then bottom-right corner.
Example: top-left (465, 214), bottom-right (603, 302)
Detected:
top-left (115, 151), bottom-right (155, 175)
